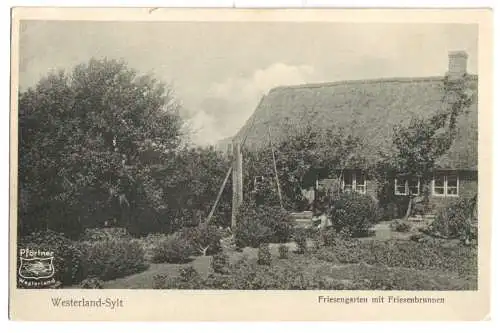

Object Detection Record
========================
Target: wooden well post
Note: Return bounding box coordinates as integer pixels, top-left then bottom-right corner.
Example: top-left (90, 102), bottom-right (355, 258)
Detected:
top-left (231, 139), bottom-right (243, 230)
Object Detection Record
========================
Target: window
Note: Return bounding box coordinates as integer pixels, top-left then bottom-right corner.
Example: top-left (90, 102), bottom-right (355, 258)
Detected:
top-left (343, 172), bottom-right (353, 192)
top-left (253, 176), bottom-right (266, 192)
top-left (395, 178), bottom-right (407, 196)
top-left (394, 177), bottom-right (420, 196)
top-left (446, 173), bottom-right (459, 196)
top-left (408, 178), bottom-right (420, 195)
top-left (432, 172), bottom-right (459, 197)
top-left (342, 171), bottom-right (366, 194)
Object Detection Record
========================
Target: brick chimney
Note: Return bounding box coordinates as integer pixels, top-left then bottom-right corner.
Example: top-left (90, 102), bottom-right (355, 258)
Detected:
top-left (447, 51), bottom-right (468, 80)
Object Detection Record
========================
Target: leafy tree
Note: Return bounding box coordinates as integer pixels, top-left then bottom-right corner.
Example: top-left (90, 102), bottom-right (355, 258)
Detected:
top-left (242, 121), bottom-right (366, 211)
top-left (18, 58), bottom-right (183, 237)
top-left (154, 146), bottom-right (232, 232)
top-left (385, 76), bottom-right (474, 218)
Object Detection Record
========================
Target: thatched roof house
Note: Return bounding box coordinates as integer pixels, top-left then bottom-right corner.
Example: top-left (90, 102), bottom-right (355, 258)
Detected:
top-left (222, 51), bottom-right (478, 212)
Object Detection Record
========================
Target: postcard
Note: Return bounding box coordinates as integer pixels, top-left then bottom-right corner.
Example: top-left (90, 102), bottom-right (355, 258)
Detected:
top-left (9, 7), bottom-right (492, 321)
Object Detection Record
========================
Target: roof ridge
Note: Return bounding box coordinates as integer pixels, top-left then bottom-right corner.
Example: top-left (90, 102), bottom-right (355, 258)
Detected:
top-left (268, 74), bottom-right (478, 93)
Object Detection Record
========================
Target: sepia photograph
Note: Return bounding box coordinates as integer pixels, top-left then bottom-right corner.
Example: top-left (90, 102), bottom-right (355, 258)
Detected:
top-left (9, 7), bottom-right (492, 321)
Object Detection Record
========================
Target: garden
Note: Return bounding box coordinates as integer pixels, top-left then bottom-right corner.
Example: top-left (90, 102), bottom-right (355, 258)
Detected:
top-left (17, 191), bottom-right (478, 290)
top-left (17, 57), bottom-right (477, 291)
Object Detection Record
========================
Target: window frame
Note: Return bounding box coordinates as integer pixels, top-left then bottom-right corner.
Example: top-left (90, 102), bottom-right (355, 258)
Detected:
top-left (342, 170), bottom-right (366, 194)
top-left (394, 177), bottom-right (421, 196)
top-left (432, 172), bottom-right (460, 197)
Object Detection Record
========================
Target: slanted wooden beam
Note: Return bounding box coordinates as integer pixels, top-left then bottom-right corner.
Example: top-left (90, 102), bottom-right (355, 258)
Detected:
top-left (205, 166), bottom-right (232, 225)
top-left (268, 127), bottom-right (283, 208)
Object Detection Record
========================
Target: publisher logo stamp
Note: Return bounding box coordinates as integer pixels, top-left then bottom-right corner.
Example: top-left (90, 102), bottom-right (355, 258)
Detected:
top-left (18, 248), bottom-right (56, 288)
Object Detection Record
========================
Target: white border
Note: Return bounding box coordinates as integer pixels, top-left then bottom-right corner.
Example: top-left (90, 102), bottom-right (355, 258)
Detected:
top-left (2, 0), bottom-right (498, 332)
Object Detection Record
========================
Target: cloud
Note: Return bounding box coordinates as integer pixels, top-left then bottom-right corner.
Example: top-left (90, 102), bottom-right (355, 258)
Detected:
top-left (188, 63), bottom-right (318, 145)
top-left (209, 62), bottom-right (315, 104)
top-left (184, 109), bottom-right (224, 146)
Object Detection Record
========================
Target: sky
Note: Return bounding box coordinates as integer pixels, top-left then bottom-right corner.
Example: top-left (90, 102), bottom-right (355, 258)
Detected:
top-left (18, 21), bottom-right (478, 145)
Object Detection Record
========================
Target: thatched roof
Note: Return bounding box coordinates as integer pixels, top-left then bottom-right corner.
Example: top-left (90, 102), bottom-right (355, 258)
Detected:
top-left (228, 74), bottom-right (477, 171)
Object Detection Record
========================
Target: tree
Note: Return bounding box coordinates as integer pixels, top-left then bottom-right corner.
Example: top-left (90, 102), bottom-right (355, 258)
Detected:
top-left (154, 146), bottom-right (232, 232)
top-left (242, 121), bottom-right (366, 211)
top-left (389, 75), bottom-right (474, 218)
top-left (18, 58), bottom-right (184, 237)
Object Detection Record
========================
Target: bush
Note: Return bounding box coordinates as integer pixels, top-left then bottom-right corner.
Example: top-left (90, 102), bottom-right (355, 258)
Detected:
top-left (179, 266), bottom-right (202, 284)
top-left (330, 192), bottom-right (378, 237)
top-left (81, 228), bottom-right (130, 242)
top-left (179, 223), bottom-right (223, 256)
top-left (293, 229), bottom-right (308, 254)
top-left (314, 237), bottom-right (363, 264)
top-left (18, 230), bottom-right (85, 286)
top-left (153, 273), bottom-right (186, 289)
top-left (278, 244), bottom-right (289, 259)
top-left (153, 267), bottom-right (204, 289)
top-left (235, 202), bottom-right (292, 248)
top-left (152, 274), bottom-right (170, 289)
top-left (211, 252), bottom-right (230, 274)
top-left (429, 196), bottom-right (477, 241)
top-left (78, 277), bottom-right (104, 289)
top-left (135, 233), bottom-right (169, 261)
top-left (390, 220), bottom-right (413, 233)
top-left (151, 233), bottom-right (192, 264)
top-left (319, 227), bottom-right (337, 246)
top-left (80, 239), bottom-right (149, 280)
top-left (258, 244), bottom-right (272, 265)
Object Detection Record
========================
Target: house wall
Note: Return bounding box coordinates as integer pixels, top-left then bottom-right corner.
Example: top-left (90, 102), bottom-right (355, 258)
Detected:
top-left (350, 170), bottom-right (476, 217)
top-left (427, 170), bottom-right (477, 211)
top-left (315, 170), bottom-right (477, 217)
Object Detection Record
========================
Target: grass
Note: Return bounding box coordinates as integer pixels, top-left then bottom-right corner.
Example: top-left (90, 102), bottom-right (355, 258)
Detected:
top-left (103, 256), bottom-right (212, 289)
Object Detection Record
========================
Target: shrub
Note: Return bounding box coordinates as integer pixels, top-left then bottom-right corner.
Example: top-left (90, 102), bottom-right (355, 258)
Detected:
top-left (235, 202), bottom-right (292, 248)
top-left (179, 223), bottom-right (223, 256)
top-left (179, 266), bottom-right (202, 284)
top-left (278, 244), bottom-right (289, 259)
top-left (135, 233), bottom-right (169, 261)
top-left (81, 228), bottom-right (130, 242)
top-left (211, 252), bottom-right (230, 274)
top-left (153, 267), bottom-right (204, 289)
top-left (330, 192), bottom-right (378, 237)
top-left (18, 230), bottom-right (85, 286)
top-left (315, 237), bottom-right (363, 264)
top-left (409, 233), bottom-right (425, 242)
top-left (78, 277), bottom-right (104, 289)
top-left (257, 244), bottom-right (272, 265)
top-left (390, 220), bottom-right (413, 233)
top-left (80, 239), bottom-right (149, 280)
top-left (151, 233), bottom-right (192, 264)
top-left (152, 274), bottom-right (169, 289)
top-left (152, 273), bottom-right (183, 289)
top-left (429, 196), bottom-right (477, 241)
top-left (311, 240), bottom-right (322, 253)
top-left (319, 227), bottom-right (337, 246)
top-left (293, 229), bottom-right (308, 254)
